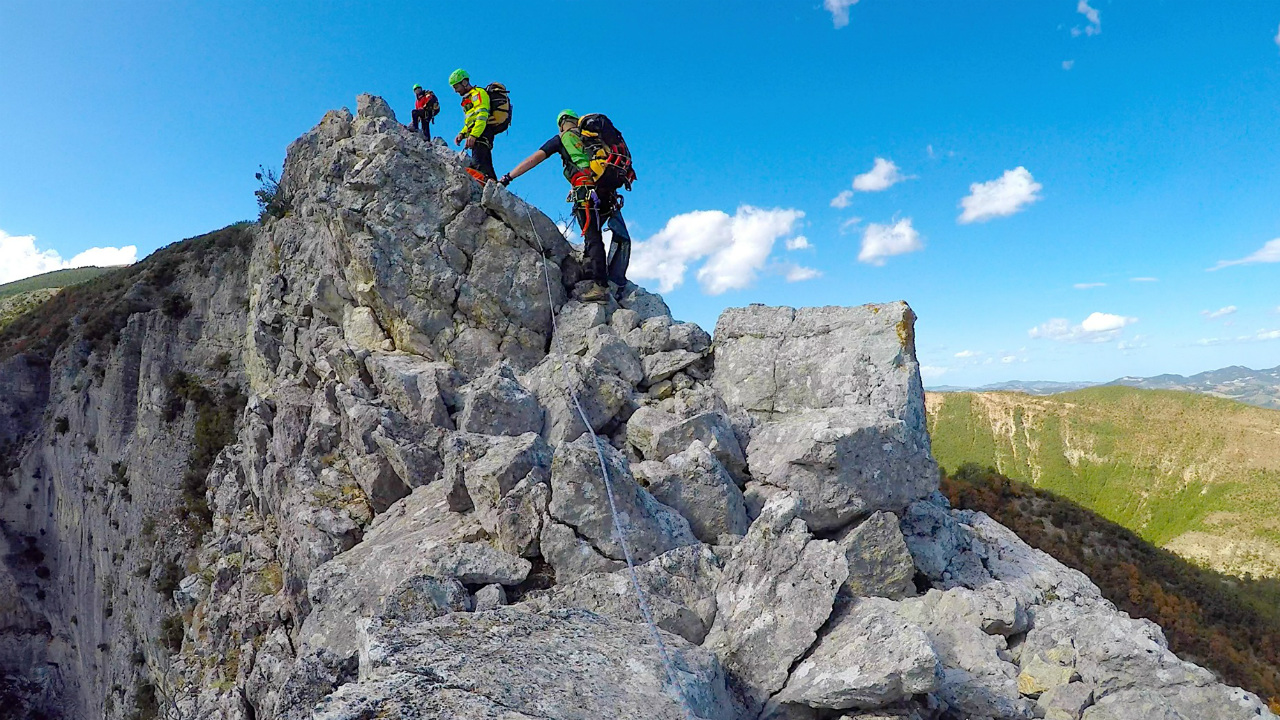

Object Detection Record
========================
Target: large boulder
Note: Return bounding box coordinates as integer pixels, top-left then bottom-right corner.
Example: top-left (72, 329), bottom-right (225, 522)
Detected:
top-left (633, 442), bottom-right (750, 544)
top-left (626, 406), bottom-right (747, 477)
top-left (703, 493), bottom-right (848, 707)
top-left (455, 363), bottom-right (544, 436)
top-left (522, 353), bottom-right (633, 443)
top-left (746, 407), bottom-right (936, 532)
top-left (314, 608), bottom-right (746, 720)
top-left (836, 511), bottom-right (917, 600)
top-left (770, 598), bottom-right (942, 712)
top-left (526, 544), bottom-right (724, 644)
top-left (546, 435), bottom-right (698, 575)
top-left (712, 303), bottom-right (927, 435)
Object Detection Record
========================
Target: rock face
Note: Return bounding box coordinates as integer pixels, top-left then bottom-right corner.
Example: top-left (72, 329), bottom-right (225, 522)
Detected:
top-left (0, 93), bottom-right (1273, 720)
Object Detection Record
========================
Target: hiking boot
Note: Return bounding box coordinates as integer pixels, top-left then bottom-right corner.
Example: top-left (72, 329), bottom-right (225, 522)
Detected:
top-left (579, 283), bottom-right (609, 303)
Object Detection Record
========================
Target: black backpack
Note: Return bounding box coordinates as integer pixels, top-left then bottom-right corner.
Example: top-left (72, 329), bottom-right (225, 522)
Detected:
top-left (485, 83), bottom-right (512, 133)
top-left (422, 91), bottom-right (440, 120)
top-left (578, 113), bottom-right (636, 189)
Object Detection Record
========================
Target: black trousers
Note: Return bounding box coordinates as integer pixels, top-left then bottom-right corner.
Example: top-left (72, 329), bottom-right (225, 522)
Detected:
top-left (410, 109), bottom-right (433, 139)
top-left (469, 127), bottom-right (499, 180)
top-left (575, 170), bottom-right (633, 286)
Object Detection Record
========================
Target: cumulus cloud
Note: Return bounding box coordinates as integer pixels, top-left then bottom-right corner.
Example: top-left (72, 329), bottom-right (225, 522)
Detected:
top-left (784, 264), bottom-right (822, 282)
top-left (1130, 277), bottom-right (1158, 283)
top-left (0, 230), bottom-right (137, 285)
top-left (852, 158), bottom-right (912, 192)
top-left (957, 167), bottom-right (1043, 224)
top-left (629, 206), bottom-right (804, 295)
top-left (858, 218), bottom-right (923, 266)
top-left (1062, 60), bottom-right (1075, 70)
top-left (830, 190), bottom-right (854, 209)
top-left (823, 0), bottom-right (860, 28)
top-left (1072, 0), bottom-right (1101, 36)
top-left (785, 236), bottom-right (812, 251)
top-left (1073, 282), bottom-right (1105, 289)
top-left (1201, 305), bottom-right (1237, 320)
top-left (1029, 312), bottom-right (1137, 343)
top-left (1209, 238), bottom-right (1280, 270)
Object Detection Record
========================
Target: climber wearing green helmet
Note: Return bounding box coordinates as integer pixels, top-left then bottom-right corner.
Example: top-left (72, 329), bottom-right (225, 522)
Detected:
top-left (449, 68), bottom-right (507, 181)
top-left (409, 84), bottom-right (439, 140)
top-left (500, 109), bottom-right (635, 303)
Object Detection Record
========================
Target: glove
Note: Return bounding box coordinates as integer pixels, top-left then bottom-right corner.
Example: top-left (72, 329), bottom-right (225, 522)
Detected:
top-left (499, 173), bottom-right (513, 186)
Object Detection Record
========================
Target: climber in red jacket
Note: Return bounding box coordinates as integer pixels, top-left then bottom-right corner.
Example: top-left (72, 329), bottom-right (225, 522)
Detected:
top-left (409, 85), bottom-right (439, 140)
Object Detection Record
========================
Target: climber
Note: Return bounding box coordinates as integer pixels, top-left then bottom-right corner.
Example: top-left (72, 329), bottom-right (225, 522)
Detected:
top-left (408, 84), bottom-right (439, 140)
top-left (500, 109), bottom-right (634, 302)
top-left (449, 69), bottom-right (511, 182)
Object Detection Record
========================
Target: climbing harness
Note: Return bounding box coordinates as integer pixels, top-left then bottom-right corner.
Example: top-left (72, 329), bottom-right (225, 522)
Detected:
top-left (522, 204), bottom-right (699, 720)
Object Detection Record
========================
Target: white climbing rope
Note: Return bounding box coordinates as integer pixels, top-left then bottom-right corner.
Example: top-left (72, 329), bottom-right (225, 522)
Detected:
top-left (522, 204), bottom-right (699, 720)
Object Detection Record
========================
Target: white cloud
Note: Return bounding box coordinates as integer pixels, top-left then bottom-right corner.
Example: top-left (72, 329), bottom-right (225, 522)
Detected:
top-left (1275, 22), bottom-right (1280, 49)
top-left (1197, 329), bottom-right (1280, 346)
top-left (629, 206), bottom-right (804, 295)
top-left (784, 264), bottom-right (822, 282)
top-left (852, 158), bottom-right (912, 193)
top-left (823, 0), bottom-right (860, 28)
top-left (1062, 60), bottom-right (1075, 70)
top-left (830, 190), bottom-right (854, 209)
top-left (859, 218), bottom-right (924, 266)
top-left (1201, 305), bottom-right (1237, 320)
top-left (1001, 355), bottom-right (1017, 364)
top-left (785, 236), bottom-right (812, 251)
top-left (1072, 0), bottom-right (1101, 36)
top-left (957, 167), bottom-right (1043, 224)
top-left (1130, 276), bottom-right (1158, 283)
top-left (0, 229), bottom-right (137, 285)
top-left (954, 349), bottom-right (982, 358)
top-left (1258, 329), bottom-right (1280, 341)
top-left (920, 365), bottom-right (949, 381)
top-left (1073, 282), bottom-right (1105, 289)
top-left (1029, 312), bottom-right (1137, 343)
top-left (1209, 238), bottom-right (1280, 270)
top-left (839, 217), bottom-right (863, 235)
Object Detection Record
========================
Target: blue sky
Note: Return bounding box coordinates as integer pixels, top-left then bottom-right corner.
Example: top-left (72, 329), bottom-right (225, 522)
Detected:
top-left (2, 1), bottom-right (1278, 386)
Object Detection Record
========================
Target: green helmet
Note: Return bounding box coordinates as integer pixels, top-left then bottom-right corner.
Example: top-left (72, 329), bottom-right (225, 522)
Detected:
top-left (448, 68), bottom-right (469, 86)
top-left (412, 84), bottom-right (423, 92)
top-left (556, 109), bottom-right (578, 126)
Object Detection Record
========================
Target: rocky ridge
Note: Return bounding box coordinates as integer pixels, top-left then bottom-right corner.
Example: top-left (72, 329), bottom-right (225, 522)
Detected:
top-left (0, 95), bottom-right (1273, 720)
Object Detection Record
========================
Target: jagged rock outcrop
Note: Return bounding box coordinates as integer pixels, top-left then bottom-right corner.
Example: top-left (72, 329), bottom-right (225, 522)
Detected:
top-left (0, 94), bottom-right (1274, 720)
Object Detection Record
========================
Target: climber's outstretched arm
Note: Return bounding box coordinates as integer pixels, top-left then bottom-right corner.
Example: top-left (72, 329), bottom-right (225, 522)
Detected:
top-left (501, 150), bottom-right (549, 185)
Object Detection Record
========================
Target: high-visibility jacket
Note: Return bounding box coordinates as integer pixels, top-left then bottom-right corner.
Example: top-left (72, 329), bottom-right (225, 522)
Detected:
top-left (458, 86), bottom-right (490, 139)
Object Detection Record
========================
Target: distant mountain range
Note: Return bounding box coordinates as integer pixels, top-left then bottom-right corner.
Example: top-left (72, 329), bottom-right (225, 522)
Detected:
top-left (930, 364), bottom-right (1280, 410)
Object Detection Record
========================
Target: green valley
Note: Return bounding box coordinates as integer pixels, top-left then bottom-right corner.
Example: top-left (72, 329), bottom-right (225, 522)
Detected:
top-left (926, 386), bottom-right (1280, 578)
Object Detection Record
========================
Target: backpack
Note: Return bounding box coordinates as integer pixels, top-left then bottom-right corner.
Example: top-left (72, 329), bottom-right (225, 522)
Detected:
top-left (485, 83), bottom-right (512, 133)
top-left (578, 113), bottom-right (636, 189)
top-left (422, 91), bottom-right (440, 120)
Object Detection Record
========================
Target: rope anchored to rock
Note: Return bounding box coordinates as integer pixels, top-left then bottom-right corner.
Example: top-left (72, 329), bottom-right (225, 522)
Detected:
top-left (522, 204), bottom-right (700, 720)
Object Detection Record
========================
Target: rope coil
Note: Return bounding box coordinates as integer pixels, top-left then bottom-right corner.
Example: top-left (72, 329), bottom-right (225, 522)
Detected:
top-left (522, 204), bottom-right (699, 720)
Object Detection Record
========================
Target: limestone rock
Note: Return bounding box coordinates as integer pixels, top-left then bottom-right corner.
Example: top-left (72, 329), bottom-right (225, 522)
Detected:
top-left (584, 325), bottom-right (644, 386)
top-left (746, 407), bottom-right (937, 532)
top-left (456, 363), bottom-right (544, 436)
top-left (522, 353), bottom-right (633, 443)
top-left (626, 406), bottom-right (747, 477)
top-left (527, 544), bottom-right (723, 644)
top-left (1038, 681), bottom-right (1094, 719)
top-left (337, 608), bottom-right (745, 720)
top-left (836, 511), bottom-right (917, 600)
top-left (703, 493), bottom-right (848, 706)
top-left (547, 435), bottom-right (698, 567)
top-left (1018, 653), bottom-right (1080, 696)
top-left (633, 442), bottom-right (749, 544)
top-left (364, 352), bottom-right (457, 427)
top-left (539, 520), bottom-right (625, 582)
top-left (473, 584), bottom-right (508, 612)
top-left (495, 477), bottom-right (551, 558)
top-left (712, 303), bottom-right (927, 434)
top-left (456, 432), bottom-right (552, 525)
top-left (771, 598), bottom-right (941, 711)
